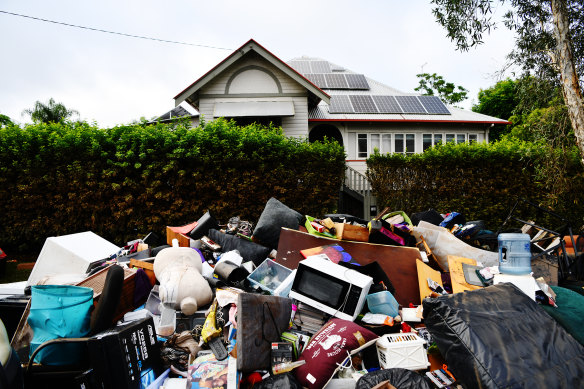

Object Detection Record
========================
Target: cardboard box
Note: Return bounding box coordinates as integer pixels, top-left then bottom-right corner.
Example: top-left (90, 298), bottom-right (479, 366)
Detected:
top-left (88, 317), bottom-right (162, 389)
top-left (334, 223), bottom-right (369, 242)
top-left (165, 226), bottom-right (191, 247)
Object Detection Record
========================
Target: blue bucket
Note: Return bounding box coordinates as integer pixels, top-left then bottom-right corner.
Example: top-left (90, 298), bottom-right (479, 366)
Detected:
top-left (28, 285), bottom-right (93, 365)
top-left (367, 291), bottom-right (399, 317)
top-left (498, 233), bottom-right (532, 275)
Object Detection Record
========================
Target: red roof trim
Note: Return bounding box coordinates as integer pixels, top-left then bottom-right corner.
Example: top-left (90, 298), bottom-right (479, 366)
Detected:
top-left (309, 118), bottom-right (511, 125)
top-left (174, 38), bottom-right (329, 100)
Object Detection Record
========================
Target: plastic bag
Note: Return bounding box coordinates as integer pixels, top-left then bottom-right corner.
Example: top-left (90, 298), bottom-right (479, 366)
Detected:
top-left (254, 373), bottom-right (303, 389)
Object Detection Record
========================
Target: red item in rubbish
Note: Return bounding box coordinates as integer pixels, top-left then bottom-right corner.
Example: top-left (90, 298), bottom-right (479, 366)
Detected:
top-left (310, 221), bottom-right (325, 233)
top-left (0, 248), bottom-right (6, 260)
top-left (401, 322), bottom-right (412, 333)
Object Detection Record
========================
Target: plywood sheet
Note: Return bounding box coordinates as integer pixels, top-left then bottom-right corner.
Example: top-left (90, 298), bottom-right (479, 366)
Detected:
top-left (447, 255), bottom-right (482, 294)
top-left (416, 259), bottom-right (443, 303)
top-left (276, 228), bottom-right (422, 305)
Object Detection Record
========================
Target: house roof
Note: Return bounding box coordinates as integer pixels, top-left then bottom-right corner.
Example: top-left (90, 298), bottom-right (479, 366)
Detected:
top-left (174, 39), bottom-right (330, 110)
top-left (286, 57), bottom-right (510, 125)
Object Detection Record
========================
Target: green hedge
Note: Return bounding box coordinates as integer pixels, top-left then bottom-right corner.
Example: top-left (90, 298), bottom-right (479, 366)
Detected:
top-left (0, 119), bottom-right (345, 253)
top-left (366, 140), bottom-right (584, 230)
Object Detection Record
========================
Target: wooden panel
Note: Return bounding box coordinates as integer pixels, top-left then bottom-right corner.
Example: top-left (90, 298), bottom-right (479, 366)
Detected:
top-left (275, 228), bottom-right (422, 306)
top-left (447, 255), bottom-right (482, 294)
top-left (416, 259), bottom-right (443, 303)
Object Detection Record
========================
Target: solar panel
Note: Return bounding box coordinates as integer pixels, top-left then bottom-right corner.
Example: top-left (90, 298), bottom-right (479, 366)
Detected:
top-left (325, 74), bottom-right (349, 89)
top-left (310, 61), bottom-right (331, 73)
top-left (418, 95), bottom-right (450, 114)
top-left (345, 74), bottom-right (369, 89)
top-left (372, 96), bottom-right (402, 113)
top-left (329, 95), bottom-right (354, 113)
top-left (305, 73), bottom-right (327, 88)
top-left (395, 96), bottom-right (426, 113)
top-left (288, 61), bottom-right (311, 74)
top-left (349, 95), bottom-right (378, 113)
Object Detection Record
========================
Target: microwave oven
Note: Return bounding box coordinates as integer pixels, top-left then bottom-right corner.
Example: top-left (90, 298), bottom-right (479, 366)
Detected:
top-left (289, 255), bottom-right (373, 321)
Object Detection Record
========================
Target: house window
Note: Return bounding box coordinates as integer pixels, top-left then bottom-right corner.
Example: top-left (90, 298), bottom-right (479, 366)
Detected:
top-left (356, 133), bottom-right (392, 158)
top-left (395, 134), bottom-right (404, 153)
top-left (423, 134), bottom-right (433, 151)
top-left (395, 133), bottom-right (415, 154)
top-left (382, 134), bottom-right (391, 153)
top-left (445, 134), bottom-right (455, 144)
top-left (468, 134), bottom-right (478, 143)
top-left (371, 134), bottom-right (380, 153)
top-left (406, 134), bottom-right (415, 154)
top-left (434, 134), bottom-right (443, 145)
top-left (357, 134), bottom-right (368, 158)
top-left (457, 134), bottom-right (466, 144)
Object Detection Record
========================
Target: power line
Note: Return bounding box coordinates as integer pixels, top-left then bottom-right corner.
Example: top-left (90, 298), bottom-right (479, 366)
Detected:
top-left (0, 10), bottom-right (233, 51)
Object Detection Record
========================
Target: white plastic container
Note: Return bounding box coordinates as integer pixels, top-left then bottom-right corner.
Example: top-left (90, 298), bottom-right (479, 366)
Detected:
top-left (247, 259), bottom-right (293, 295)
top-left (498, 233), bottom-right (532, 275)
top-left (27, 231), bottom-right (120, 286)
top-left (376, 333), bottom-right (430, 370)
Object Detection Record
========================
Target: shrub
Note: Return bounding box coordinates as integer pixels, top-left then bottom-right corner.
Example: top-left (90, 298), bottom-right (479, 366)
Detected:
top-left (0, 119), bottom-right (345, 252)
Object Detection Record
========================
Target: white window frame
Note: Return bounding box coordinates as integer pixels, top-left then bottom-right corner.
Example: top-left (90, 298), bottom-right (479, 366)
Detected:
top-left (394, 133), bottom-right (416, 155)
top-left (355, 133), bottom-right (393, 159)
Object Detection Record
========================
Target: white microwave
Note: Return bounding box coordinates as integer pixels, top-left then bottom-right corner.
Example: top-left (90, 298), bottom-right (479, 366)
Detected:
top-left (289, 255), bottom-right (373, 321)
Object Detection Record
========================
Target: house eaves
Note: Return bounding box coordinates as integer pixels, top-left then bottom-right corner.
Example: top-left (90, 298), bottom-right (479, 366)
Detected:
top-left (174, 39), bottom-right (330, 110)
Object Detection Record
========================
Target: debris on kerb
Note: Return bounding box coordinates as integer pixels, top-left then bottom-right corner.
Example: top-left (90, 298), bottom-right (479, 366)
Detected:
top-left (2, 198), bottom-right (583, 389)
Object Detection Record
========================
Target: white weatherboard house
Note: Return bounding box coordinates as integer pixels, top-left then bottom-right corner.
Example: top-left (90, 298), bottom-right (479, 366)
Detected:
top-left (172, 39), bottom-right (508, 217)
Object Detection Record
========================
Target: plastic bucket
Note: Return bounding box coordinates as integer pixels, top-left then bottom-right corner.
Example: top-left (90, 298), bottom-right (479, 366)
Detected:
top-left (28, 285), bottom-right (93, 365)
top-left (498, 233), bottom-right (532, 275)
top-left (367, 291), bottom-right (399, 317)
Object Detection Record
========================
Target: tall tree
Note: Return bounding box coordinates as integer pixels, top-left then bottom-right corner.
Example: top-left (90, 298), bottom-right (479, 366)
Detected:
top-left (0, 114), bottom-right (13, 128)
top-left (22, 98), bottom-right (79, 124)
top-left (415, 73), bottom-right (469, 105)
top-left (431, 0), bottom-right (584, 160)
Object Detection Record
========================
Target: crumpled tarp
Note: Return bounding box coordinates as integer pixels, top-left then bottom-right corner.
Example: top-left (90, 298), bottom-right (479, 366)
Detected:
top-left (423, 283), bottom-right (584, 389)
top-left (413, 221), bottom-right (499, 270)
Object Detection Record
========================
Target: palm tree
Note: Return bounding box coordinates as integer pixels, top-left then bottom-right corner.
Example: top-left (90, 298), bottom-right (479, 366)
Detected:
top-left (22, 98), bottom-right (79, 123)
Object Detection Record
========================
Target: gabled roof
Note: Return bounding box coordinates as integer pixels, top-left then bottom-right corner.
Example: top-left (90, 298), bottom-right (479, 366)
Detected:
top-left (174, 39), bottom-right (330, 110)
top-left (286, 57), bottom-right (510, 125)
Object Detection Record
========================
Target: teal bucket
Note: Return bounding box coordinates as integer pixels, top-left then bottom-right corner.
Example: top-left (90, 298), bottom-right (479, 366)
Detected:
top-left (498, 233), bottom-right (532, 275)
top-left (28, 285), bottom-right (93, 365)
top-left (367, 291), bottom-right (399, 317)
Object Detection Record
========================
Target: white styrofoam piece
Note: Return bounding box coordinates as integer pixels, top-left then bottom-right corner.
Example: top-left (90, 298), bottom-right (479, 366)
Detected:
top-left (27, 231), bottom-right (120, 286)
top-left (493, 273), bottom-right (539, 301)
top-left (0, 281), bottom-right (27, 296)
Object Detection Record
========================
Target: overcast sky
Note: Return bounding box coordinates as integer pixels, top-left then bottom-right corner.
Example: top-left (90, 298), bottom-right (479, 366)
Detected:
top-left (0, 1), bottom-right (517, 128)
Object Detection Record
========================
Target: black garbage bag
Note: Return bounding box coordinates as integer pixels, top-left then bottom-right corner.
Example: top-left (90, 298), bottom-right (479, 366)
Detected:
top-left (410, 208), bottom-right (443, 227)
top-left (208, 229), bottom-right (271, 266)
top-left (355, 368), bottom-right (430, 389)
top-left (253, 373), bottom-right (303, 389)
top-left (423, 283), bottom-right (584, 389)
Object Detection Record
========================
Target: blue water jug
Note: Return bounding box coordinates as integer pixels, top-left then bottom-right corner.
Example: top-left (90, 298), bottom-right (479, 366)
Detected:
top-left (498, 233), bottom-right (532, 275)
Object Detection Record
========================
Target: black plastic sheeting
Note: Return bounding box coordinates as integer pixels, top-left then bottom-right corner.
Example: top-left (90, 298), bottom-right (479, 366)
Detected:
top-left (423, 283), bottom-right (584, 389)
top-left (355, 368), bottom-right (430, 389)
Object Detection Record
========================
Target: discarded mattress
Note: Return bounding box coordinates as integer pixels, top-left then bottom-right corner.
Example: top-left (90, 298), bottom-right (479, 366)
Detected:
top-left (423, 283), bottom-right (584, 389)
top-left (413, 221), bottom-right (498, 270)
